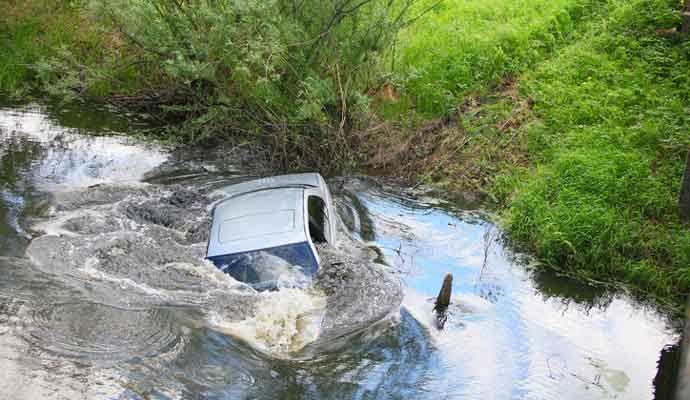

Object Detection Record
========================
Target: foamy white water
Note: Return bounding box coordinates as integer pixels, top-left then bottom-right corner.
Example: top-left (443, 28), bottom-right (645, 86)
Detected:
top-left (210, 288), bottom-right (327, 355)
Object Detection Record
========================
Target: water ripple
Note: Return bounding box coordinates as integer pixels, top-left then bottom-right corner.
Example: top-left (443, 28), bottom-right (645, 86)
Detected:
top-left (25, 302), bottom-right (183, 363)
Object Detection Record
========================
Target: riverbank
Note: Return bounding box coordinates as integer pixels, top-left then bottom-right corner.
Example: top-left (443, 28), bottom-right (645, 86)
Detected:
top-left (2, 0), bottom-right (689, 308)
top-left (369, 0), bottom-right (690, 308)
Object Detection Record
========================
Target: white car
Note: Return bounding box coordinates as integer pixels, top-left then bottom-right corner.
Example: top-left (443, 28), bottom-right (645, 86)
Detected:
top-left (206, 173), bottom-right (336, 290)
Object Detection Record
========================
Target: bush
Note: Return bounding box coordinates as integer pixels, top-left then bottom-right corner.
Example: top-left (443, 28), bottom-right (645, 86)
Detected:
top-left (83, 0), bottom-right (421, 166)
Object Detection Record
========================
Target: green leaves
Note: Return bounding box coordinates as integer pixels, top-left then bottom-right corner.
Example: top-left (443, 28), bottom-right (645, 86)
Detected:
top-left (397, 0), bottom-right (597, 115)
top-left (83, 0), bottom-right (417, 158)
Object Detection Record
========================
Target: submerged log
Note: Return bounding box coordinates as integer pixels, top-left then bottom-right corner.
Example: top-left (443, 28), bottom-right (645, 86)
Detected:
top-left (433, 273), bottom-right (453, 330)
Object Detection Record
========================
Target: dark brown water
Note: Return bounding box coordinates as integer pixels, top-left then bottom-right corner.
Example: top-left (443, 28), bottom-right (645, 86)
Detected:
top-left (0, 103), bottom-right (683, 399)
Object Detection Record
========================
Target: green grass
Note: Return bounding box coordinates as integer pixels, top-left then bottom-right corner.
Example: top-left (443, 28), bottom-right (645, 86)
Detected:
top-left (0, 1), bottom-right (81, 96)
top-left (381, 0), bottom-right (690, 305)
top-left (2, 0), bottom-right (689, 305)
top-left (0, 0), bottom-right (150, 99)
top-left (396, 0), bottom-right (598, 115)
top-left (491, 0), bottom-right (690, 301)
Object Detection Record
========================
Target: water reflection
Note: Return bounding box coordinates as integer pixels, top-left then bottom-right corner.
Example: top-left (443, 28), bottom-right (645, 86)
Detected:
top-left (0, 103), bottom-right (683, 399)
top-left (336, 177), bottom-right (681, 399)
top-left (529, 268), bottom-right (614, 312)
top-left (0, 134), bottom-right (46, 256)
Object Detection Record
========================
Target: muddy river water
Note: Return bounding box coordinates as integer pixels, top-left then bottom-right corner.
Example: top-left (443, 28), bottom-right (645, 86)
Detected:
top-left (0, 103), bottom-right (683, 399)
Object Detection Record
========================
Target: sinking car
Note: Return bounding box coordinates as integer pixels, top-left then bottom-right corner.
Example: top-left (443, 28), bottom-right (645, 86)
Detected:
top-left (206, 173), bottom-right (337, 290)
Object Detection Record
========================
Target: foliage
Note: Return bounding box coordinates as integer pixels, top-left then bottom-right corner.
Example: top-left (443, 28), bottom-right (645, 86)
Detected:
top-left (0, 1), bottom-right (81, 96)
top-left (0, 0), bottom-right (148, 99)
top-left (494, 0), bottom-right (690, 300)
top-left (1, 0), bottom-right (422, 169)
top-left (84, 0), bottom-right (421, 168)
top-left (3, 0), bottom-right (690, 305)
top-left (394, 0), bottom-right (599, 115)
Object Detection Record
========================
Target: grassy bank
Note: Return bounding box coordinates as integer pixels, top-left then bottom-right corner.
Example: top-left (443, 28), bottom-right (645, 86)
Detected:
top-left (499, 0), bottom-right (690, 301)
top-left (379, 0), bottom-right (690, 304)
top-left (1, 0), bottom-right (689, 305)
top-left (368, 0), bottom-right (605, 190)
top-left (396, 0), bottom-right (597, 115)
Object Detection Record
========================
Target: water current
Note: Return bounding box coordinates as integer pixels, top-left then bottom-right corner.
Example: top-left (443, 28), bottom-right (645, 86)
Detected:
top-left (0, 103), bottom-right (683, 399)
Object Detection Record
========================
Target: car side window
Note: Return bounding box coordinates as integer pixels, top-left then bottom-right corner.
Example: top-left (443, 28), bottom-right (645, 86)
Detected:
top-left (307, 195), bottom-right (330, 244)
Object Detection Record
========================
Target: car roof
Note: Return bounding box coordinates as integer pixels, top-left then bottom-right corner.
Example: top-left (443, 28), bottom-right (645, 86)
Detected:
top-left (206, 173), bottom-right (330, 259)
top-left (207, 187), bottom-right (307, 259)
top-left (216, 173), bottom-right (325, 198)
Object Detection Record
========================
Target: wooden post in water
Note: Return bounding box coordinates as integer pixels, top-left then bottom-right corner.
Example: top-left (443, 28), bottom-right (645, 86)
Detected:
top-left (680, 146), bottom-right (690, 223)
top-left (435, 273), bottom-right (453, 310)
top-left (434, 273), bottom-right (453, 330)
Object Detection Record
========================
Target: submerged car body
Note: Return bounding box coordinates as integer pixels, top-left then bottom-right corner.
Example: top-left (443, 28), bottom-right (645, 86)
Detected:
top-left (206, 173), bottom-right (336, 289)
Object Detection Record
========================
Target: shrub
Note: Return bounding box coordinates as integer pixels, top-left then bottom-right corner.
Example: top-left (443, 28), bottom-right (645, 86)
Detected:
top-left (82, 0), bottom-right (421, 166)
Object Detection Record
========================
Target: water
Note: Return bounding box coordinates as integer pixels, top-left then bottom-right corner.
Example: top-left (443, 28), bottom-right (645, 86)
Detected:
top-left (0, 102), bottom-right (682, 399)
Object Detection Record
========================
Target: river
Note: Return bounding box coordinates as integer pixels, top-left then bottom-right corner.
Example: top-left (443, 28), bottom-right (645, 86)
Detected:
top-left (0, 102), bottom-right (682, 399)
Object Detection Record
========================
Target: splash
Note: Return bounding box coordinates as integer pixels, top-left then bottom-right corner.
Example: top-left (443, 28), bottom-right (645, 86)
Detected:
top-left (9, 117), bottom-right (404, 358)
top-left (210, 288), bottom-right (327, 355)
top-left (24, 182), bottom-right (402, 357)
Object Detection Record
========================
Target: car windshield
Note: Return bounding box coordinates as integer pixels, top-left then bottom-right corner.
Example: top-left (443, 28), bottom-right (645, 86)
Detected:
top-left (208, 242), bottom-right (318, 291)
